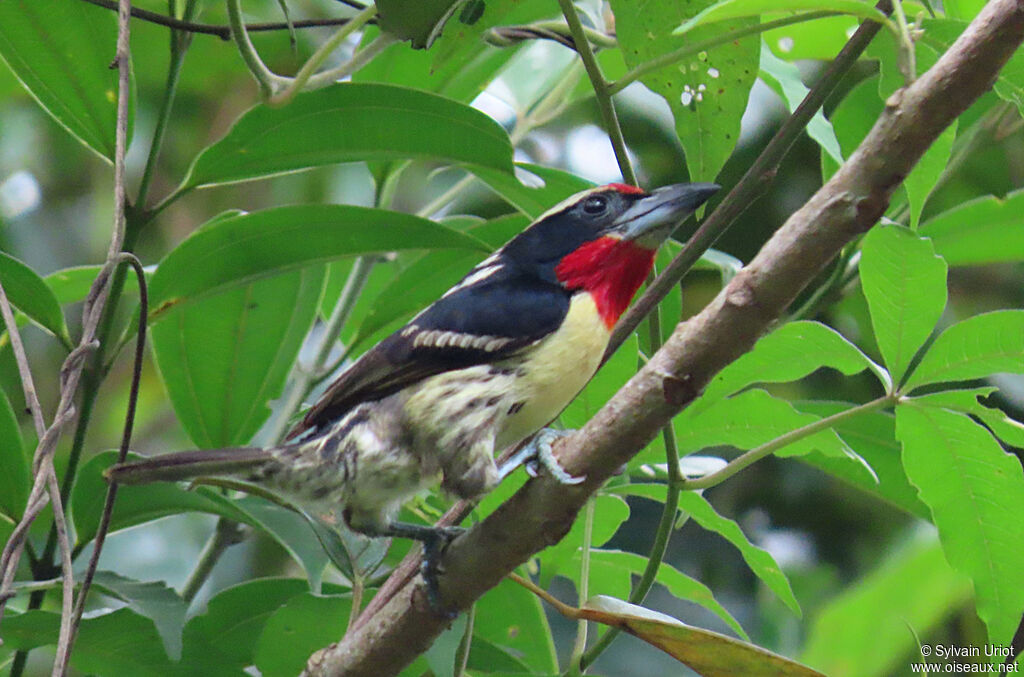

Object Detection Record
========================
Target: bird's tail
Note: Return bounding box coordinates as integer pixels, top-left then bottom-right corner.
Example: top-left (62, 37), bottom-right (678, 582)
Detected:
top-left (105, 447), bottom-right (273, 485)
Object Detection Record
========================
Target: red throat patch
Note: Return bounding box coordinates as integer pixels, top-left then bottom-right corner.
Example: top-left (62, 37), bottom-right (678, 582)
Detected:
top-left (555, 236), bottom-right (657, 329)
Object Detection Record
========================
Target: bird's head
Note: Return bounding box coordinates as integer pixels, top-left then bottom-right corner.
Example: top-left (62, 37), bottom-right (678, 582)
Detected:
top-left (505, 182), bottom-right (720, 328)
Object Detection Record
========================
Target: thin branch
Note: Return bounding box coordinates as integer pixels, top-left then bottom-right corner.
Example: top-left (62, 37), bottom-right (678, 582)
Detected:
top-left (305, 0), bottom-right (1024, 672)
top-left (0, 282), bottom-right (45, 438)
top-left (61, 255), bottom-right (147, 671)
top-left (556, 0), bottom-right (636, 186)
top-left (80, 0), bottom-right (373, 41)
top-left (607, 0), bottom-right (895, 358)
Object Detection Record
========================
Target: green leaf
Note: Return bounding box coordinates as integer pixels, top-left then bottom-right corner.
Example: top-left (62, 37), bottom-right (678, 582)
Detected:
top-left (904, 121), bottom-right (957, 230)
top-left (71, 451), bottom-right (254, 546)
top-left (351, 215), bottom-right (525, 349)
top-left (611, 0), bottom-right (759, 183)
top-left (44, 265), bottom-right (106, 305)
top-left (764, 14), bottom-right (859, 61)
top-left (148, 206), bottom-right (488, 319)
top-left (918, 19), bottom-right (1024, 114)
top-left (795, 402), bottom-right (928, 519)
top-left (181, 578), bottom-right (309, 672)
top-left (537, 494), bottom-right (631, 588)
top-left (758, 43), bottom-right (842, 165)
top-left (91, 571), bottom-right (188, 660)
top-left (859, 225), bottom-right (948, 383)
top-left (472, 163), bottom-right (596, 220)
top-left (896, 403), bottom-right (1024, 644)
top-left (674, 0), bottom-right (891, 36)
top-left (614, 484), bottom-right (800, 616)
top-left (0, 609), bottom-right (184, 676)
top-left (921, 189), bottom-right (1024, 265)
top-left (821, 75), bottom-right (883, 182)
top-left (904, 310), bottom-right (1024, 390)
top-left (801, 536), bottom-right (972, 677)
top-left (151, 265), bottom-right (324, 448)
top-left (676, 389), bottom-right (856, 459)
top-left (354, 24), bottom-right (518, 105)
top-left (471, 579), bottom-right (559, 674)
top-left (909, 389), bottom-right (1024, 448)
top-left (182, 84), bottom-right (514, 189)
top-left (231, 497), bottom-right (331, 593)
top-left (694, 321), bottom-right (873, 412)
top-left (581, 549), bottom-right (748, 639)
top-left (0, 386), bottom-right (27, 520)
top-left (0, 0), bottom-right (121, 160)
top-left (375, 0), bottom-right (462, 48)
top-left (0, 251), bottom-right (70, 344)
top-left (254, 592), bottom-right (351, 677)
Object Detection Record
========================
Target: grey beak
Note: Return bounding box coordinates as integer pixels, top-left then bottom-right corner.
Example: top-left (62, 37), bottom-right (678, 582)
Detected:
top-left (615, 183), bottom-right (720, 246)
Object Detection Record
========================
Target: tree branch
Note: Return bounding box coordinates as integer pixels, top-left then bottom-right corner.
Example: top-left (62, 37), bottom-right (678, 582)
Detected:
top-left (305, 0), bottom-right (1024, 673)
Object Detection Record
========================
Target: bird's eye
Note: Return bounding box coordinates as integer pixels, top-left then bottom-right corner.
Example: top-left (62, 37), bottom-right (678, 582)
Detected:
top-left (583, 195), bottom-right (608, 215)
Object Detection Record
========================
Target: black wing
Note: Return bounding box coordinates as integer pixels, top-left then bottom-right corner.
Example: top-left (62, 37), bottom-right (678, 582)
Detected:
top-left (287, 264), bottom-right (570, 439)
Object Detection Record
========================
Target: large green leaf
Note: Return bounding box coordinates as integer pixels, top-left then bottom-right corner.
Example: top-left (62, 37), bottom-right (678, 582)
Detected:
top-left (0, 251), bottom-right (69, 344)
top-left (0, 609), bottom-right (185, 676)
top-left (674, 0), bottom-right (890, 35)
top-left (676, 389), bottom-right (857, 459)
top-left (470, 579), bottom-right (559, 674)
top-left (580, 549), bottom-right (748, 639)
top-left (232, 497), bottom-right (331, 593)
top-left (918, 19), bottom-right (1024, 114)
top-left (536, 494), bottom-right (631, 588)
top-left (0, 0), bottom-right (121, 160)
top-left (0, 386), bottom-right (27, 520)
top-left (611, 0), bottom-right (759, 183)
top-left (694, 321), bottom-right (874, 412)
top-left (151, 265), bottom-right (324, 448)
top-left (148, 206), bottom-right (488, 319)
top-left (921, 190), bottom-right (1024, 265)
top-left (91, 571), bottom-right (188, 660)
top-left (613, 484), bottom-right (800, 616)
top-left (253, 592), bottom-right (351, 677)
top-left (859, 225), bottom-right (947, 384)
top-left (472, 163), bottom-right (595, 220)
top-left (758, 43), bottom-right (842, 165)
top-left (821, 75), bottom-right (883, 182)
top-left (180, 578), bottom-right (309, 673)
top-left (182, 84), bottom-right (514, 189)
top-left (795, 402), bottom-right (928, 519)
top-left (908, 388), bottom-right (1024, 449)
top-left (801, 537), bottom-right (972, 677)
top-left (896, 403), bottom-right (1024, 644)
top-left (764, 13), bottom-right (859, 61)
top-left (71, 452), bottom-right (255, 546)
top-left (904, 310), bottom-right (1024, 390)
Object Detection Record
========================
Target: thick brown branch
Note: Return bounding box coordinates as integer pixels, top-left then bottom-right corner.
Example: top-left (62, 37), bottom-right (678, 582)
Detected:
top-left (306, 1), bottom-right (1024, 674)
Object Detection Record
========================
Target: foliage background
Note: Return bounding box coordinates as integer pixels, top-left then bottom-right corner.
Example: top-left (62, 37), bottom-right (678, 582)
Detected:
top-left (0, 0), bottom-right (1022, 675)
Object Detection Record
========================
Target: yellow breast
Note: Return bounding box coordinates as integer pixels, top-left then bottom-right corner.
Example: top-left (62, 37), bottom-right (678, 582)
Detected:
top-left (496, 293), bottom-right (610, 450)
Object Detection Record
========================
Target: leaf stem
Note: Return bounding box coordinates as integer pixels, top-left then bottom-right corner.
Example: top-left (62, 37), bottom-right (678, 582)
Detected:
top-left (679, 394), bottom-right (895, 491)
top-left (180, 519), bottom-right (247, 603)
top-left (556, 0), bottom-right (636, 185)
top-left (567, 498), bottom-right (596, 675)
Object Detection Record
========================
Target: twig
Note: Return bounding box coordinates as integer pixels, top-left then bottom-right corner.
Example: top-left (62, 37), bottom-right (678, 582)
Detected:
top-left (306, 0), bottom-right (1024, 671)
top-left (0, 0), bottom-right (134, 673)
top-left (60, 255), bottom-right (147, 671)
top-left (80, 0), bottom-right (373, 41)
top-left (0, 282), bottom-right (45, 438)
top-left (556, 0), bottom-right (636, 186)
top-left (607, 0), bottom-right (895, 358)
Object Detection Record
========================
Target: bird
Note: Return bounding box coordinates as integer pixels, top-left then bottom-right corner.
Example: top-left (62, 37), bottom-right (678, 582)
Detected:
top-left (107, 181), bottom-right (718, 607)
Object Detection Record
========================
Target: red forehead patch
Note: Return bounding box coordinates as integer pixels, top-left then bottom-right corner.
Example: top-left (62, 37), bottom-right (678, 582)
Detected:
top-left (605, 182), bottom-right (645, 195)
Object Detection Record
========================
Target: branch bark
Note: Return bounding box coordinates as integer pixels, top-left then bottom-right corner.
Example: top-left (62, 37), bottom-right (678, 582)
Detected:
top-left (306, 1), bottom-right (1024, 673)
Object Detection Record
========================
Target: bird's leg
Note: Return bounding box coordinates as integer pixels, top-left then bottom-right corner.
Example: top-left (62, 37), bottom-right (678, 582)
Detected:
top-left (497, 428), bottom-right (585, 485)
top-left (377, 521), bottom-right (465, 617)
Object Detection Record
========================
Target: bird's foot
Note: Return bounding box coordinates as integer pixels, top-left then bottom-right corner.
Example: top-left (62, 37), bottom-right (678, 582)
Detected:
top-left (497, 428), bottom-right (585, 485)
top-left (378, 521), bottom-right (465, 617)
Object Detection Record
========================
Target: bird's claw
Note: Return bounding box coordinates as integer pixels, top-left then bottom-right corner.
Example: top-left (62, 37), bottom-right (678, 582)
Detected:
top-left (420, 525), bottom-right (465, 618)
top-left (498, 428), bottom-right (585, 485)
